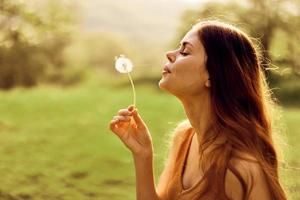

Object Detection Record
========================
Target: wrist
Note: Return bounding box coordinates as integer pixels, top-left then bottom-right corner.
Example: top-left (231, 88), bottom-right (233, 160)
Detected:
top-left (132, 149), bottom-right (153, 160)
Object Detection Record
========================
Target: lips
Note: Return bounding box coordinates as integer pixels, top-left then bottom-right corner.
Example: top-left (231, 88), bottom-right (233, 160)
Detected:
top-left (163, 65), bottom-right (171, 73)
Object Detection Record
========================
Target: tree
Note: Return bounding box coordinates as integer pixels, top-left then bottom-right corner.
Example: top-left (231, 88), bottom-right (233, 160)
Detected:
top-left (175, 0), bottom-right (300, 80)
top-left (0, 0), bottom-right (76, 89)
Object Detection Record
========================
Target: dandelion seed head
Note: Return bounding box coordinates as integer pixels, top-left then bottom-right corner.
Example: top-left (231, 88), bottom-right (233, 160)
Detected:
top-left (115, 55), bottom-right (133, 73)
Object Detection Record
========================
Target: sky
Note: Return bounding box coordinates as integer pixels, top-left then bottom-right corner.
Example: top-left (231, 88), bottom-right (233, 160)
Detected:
top-left (78, 0), bottom-right (232, 48)
top-left (180, 0), bottom-right (208, 3)
top-left (179, 0), bottom-right (228, 4)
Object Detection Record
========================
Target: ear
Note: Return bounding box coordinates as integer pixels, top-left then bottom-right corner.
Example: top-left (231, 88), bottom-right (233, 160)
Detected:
top-left (205, 78), bottom-right (211, 88)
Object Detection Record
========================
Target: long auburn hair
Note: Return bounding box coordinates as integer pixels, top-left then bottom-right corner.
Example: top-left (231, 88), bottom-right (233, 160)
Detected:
top-left (188, 20), bottom-right (286, 199)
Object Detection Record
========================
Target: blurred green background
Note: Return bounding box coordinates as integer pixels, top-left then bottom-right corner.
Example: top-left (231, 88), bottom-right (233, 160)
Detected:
top-left (0, 0), bottom-right (299, 199)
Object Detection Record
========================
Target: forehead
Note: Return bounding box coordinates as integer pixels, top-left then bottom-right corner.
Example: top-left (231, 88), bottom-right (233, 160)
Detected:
top-left (180, 28), bottom-right (202, 49)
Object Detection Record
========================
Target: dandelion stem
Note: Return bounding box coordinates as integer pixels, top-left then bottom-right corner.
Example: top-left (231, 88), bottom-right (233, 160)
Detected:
top-left (126, 72), bottom-right (136, 133)
top-left (127, 72), bottom-right (136, 107)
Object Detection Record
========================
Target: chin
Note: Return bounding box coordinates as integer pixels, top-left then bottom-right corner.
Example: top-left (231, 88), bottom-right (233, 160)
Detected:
top-left (158, 78), bottom-right (168, 90)
top-left (158, 79), bottom-right (176, 95)
top-left (159, 75), bottom-right (182, 97)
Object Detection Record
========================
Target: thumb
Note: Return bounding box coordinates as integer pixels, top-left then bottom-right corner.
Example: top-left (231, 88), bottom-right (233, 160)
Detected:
top-left (132, 109), bottom-right (146, 129)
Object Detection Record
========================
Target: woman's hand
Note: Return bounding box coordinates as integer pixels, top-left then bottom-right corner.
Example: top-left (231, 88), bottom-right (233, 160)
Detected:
top-left (109, 105), bottom-right (153, 157)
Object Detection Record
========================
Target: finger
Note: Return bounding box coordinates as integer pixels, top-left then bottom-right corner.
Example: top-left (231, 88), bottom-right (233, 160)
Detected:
top-left (131, 109), bottom-right (146, 129)
top-left (127, 105), bottom-right (135, 111)
top-left (113, 115), bottom-right (131, 121)
top-left (117, 109), bottom-right (133, 116)
top-left (109, 119), bottom-right (118, 132)
top-left (109, 119), bottom-right (127, 135)
top-left (114, 115), bottom-right (131, 122)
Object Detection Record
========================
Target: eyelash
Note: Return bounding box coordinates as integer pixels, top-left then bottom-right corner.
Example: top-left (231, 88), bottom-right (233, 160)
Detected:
top-left (177, 46), bottom-right (189, 56)
top-left (179, 51), bottom-right (189, 56)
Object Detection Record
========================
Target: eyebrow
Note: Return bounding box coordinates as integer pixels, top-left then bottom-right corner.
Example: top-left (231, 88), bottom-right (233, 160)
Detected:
top-left (179, 41), bottom-right (194, 48)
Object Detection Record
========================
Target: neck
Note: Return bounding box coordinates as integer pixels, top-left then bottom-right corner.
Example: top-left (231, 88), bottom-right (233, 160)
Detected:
top-left (178, 91), bottom-right (214, 144)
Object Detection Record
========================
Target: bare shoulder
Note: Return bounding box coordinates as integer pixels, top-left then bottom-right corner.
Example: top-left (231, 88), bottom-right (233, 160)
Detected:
top-left (164, 120), bottom-right (192, 159)
top-left (171, 120), bottom-right (192, 144)
top-left (162, 120), bottom-right (192, 168)
top-left (229, 153), bottom-right (260, 181)
top-left (225, 153), bottom-right (272, 200)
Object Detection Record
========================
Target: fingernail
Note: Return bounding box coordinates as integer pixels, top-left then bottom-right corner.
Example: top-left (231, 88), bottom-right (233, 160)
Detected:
top-left (128, 107), bottom-right (134, 111)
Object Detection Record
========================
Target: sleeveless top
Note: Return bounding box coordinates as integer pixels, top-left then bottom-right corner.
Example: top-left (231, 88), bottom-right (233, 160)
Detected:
top-left (159, 125), bottom-right (267, 200)
top-left (163, 126), bottom-right (204, 200)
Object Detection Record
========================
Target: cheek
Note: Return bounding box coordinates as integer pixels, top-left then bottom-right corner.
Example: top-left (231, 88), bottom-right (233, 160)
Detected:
top-left (173, 58), bottom-right (194, 74)
top-left (184, 72), bottom-right (203, 90)
top-left (173, 58), bottom-right (204, 80)
top-left (174, 65), bottom-right (204, 91)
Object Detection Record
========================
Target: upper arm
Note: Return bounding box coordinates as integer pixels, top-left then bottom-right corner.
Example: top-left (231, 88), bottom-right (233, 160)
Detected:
top-left (247, 163), bottom-right (272, 200)
top-left (156, 120), bottom-right (190, 197)
top-left (225, 159), bottom-right (272, 200)
top-left (225, 168), bottom-right (244, 200)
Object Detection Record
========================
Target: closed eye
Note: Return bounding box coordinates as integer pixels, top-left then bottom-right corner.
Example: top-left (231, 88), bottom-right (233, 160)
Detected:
top-left (178, 45), bottom-right (189, 56)
top-left (180, 51), bottom-right (189, 56)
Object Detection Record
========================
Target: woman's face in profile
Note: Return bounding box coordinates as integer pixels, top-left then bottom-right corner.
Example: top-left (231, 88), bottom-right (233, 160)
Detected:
top-left (159, 27), bottom-right (210, 97)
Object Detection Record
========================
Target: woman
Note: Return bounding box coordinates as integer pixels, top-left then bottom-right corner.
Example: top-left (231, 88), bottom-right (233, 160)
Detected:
top-left (109, 20), bottom-right (287, 200)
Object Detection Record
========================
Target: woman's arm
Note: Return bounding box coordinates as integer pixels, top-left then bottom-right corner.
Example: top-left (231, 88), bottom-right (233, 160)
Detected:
top-left (109, 105), bottom-right (161, 200)
top-left (133, 154), bottom-right (161, 200)
top-left (225, 158), bottom-right (272, 200)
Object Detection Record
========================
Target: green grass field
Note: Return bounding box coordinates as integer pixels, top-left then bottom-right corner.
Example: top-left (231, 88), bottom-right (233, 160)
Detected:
top-left (0, 74), bottom-right (299, 200)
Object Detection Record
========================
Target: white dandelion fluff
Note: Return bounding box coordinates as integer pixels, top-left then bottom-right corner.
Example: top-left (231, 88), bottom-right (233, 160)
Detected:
top-left (115, 55), bottom-right (133, 73)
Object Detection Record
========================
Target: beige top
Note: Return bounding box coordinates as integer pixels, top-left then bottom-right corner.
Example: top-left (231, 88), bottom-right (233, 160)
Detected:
top-left (157, 121), bottom-right (273, 200)
top-left (163, 128), bottom-right (201, 200)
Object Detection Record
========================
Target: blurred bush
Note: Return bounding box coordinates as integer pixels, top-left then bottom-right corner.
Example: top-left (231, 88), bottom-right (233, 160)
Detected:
top-left (63, 32), bottom-right (135, 73)
top-left (270, 71), bottom-right (300, 105)
top-left (0, 0), bottom-right (76, 89)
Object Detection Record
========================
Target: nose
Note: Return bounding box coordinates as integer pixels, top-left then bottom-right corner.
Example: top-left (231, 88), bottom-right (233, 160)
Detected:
top-left (166, 51), bottom-right (176, 63)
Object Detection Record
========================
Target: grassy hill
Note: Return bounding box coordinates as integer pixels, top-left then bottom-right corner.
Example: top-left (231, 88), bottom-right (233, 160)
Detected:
top-left (0, 73), bottom-right (299, 199)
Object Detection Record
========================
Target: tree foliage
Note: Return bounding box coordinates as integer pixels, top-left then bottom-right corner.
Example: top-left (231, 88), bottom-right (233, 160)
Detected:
top-left (0, 0), bottom-right (76, 89)
top-left (176, 0), bottom-right (300, 78)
